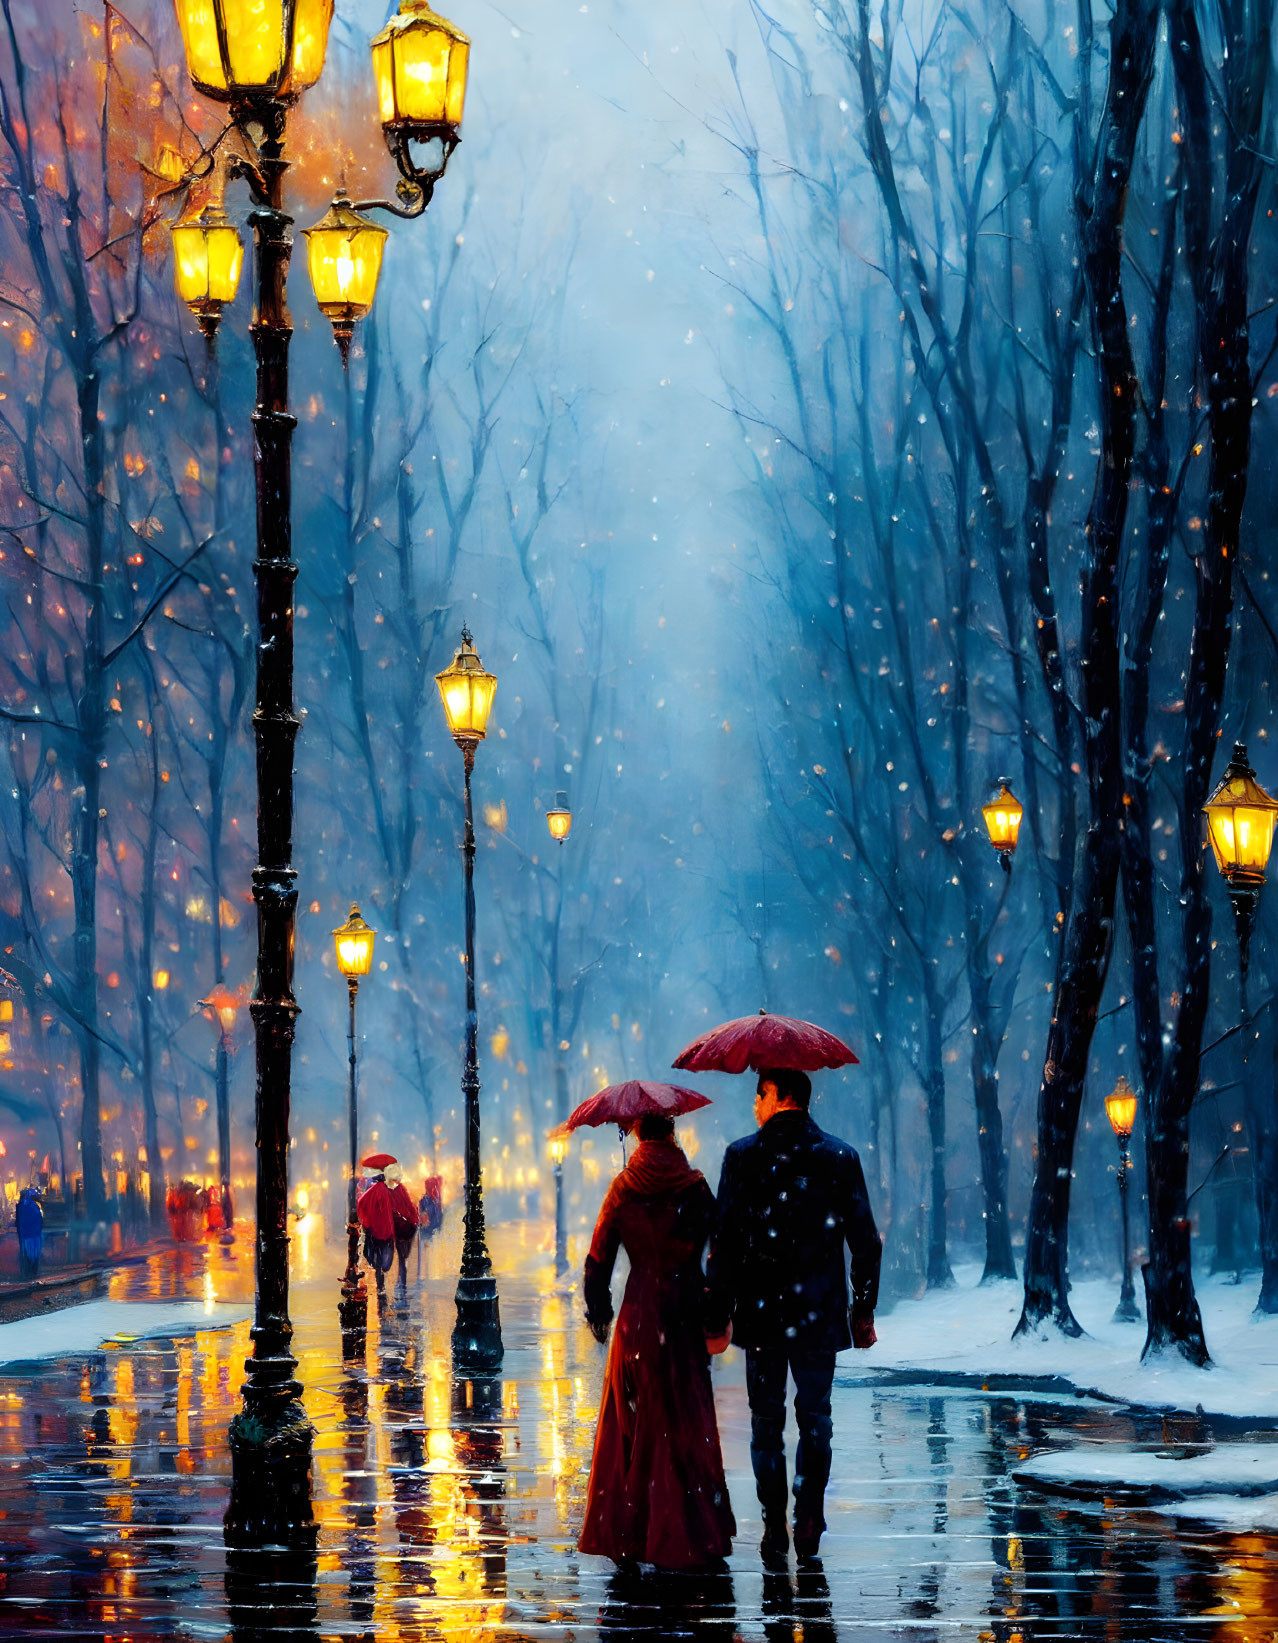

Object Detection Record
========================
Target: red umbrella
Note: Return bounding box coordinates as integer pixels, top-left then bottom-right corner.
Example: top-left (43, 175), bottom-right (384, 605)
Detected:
top-left (359, 1151), bottom-right (398, 1170)
top-left (672, 1009), bottom-right (858, 1075)
top-left (551, 1080), bottom-right (712, 1138)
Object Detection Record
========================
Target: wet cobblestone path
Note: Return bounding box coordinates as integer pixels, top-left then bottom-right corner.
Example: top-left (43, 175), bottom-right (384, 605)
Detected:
top-left (0, 1221), bottom-right (1276, 1638)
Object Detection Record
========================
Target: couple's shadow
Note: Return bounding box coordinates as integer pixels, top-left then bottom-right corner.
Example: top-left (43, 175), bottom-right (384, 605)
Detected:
top-left (598, 1560), bottom-right (837, 1642)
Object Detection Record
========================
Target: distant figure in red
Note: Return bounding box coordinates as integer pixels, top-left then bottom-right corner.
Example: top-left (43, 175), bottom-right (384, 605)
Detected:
top-left (166, 1179), bottom-right (206, 1243)
top-left (358, 1163), bottom-right (419, 1300)
top-left (578, 1112), bottom-right (736, 1570)
top-left (384, 1162), bottom-right (419, 1288)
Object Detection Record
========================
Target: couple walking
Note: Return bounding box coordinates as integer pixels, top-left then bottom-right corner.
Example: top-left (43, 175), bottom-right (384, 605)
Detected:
top-left (578, 1067), bottom-right (881, 1570)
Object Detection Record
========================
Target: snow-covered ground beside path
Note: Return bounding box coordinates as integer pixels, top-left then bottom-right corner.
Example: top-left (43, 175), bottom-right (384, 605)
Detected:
top-left (846, 1266), bottom-right (1278, 1421)
top-left (0, 1298), bottom-right (251, 1369)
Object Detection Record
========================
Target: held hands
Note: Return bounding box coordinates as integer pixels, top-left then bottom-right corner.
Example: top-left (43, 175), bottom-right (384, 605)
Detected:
top-left (705, 1323), bottom-right (732, 1356)
top-left (588, 1317), bottom-right (611, 1345)
top-left (850, 1309), bottom-right (877, 1350)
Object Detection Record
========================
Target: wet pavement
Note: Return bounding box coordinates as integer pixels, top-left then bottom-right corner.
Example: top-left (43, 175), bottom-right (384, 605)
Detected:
top-left (0, 1217), bottom-right (1276, 1638)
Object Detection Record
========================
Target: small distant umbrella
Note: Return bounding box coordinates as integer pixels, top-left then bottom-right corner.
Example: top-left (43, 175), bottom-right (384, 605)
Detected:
top-left (672, 1009), bottom-right (858, 1075)
top-left (550, 1080), bottom-right (712, 1140)
top-left (359, 1152), bottom-right (398, 1170)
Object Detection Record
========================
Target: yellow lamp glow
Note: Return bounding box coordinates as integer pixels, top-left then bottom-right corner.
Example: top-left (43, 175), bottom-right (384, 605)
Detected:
top-left (174, 0), bottom-right (334, 102)
top-left (304, 194), bottom-right (388, 365)
top-left (333, 903), bottom-right (376, 981)
top-left (435, 627), bottom-right (496, 745)
top-left (1203, 742), bottom-right (1278, 890)
top-left (546, 791), bottom-right (572, 844)
top-left (548, 1132), bottom-right (568, 1167)
top-left (200, 983), bottom-right (243, 1037)
top-left (371, 2), bottom-right (469, 137)
top-left (981, 780), bottom-right (1023, 864)
top-left (171, 205), bottom-right (244, 342)
top-left (1104, 1075), bottom-right (1138, 1144)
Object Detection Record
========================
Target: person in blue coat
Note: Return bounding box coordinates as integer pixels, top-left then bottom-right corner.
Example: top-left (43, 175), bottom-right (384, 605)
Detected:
top-left (705, 1067), bottom-right (881, 1565)
top-left (15, 1185), bottom-right (43, 1280)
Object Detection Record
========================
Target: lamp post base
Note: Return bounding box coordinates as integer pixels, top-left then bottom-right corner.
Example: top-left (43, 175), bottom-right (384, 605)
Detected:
top-left (224, 1401), bottom-right (317, 1549)
top-left (1112, 1287), bottom-right (1141, 1323)
top-left (452, 1273), bottom-right (503, 1371)
top-left (340, 1282), bottom-right (368, 1359)
top-left (340, 1210), bottom-right (368, 1359)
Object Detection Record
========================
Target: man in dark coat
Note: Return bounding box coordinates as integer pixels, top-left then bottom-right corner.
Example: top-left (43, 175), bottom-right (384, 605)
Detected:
top-left (705, 1067), bottom-right (881, 1565)
top-left (15, 1185), bottom-right (43, 1280)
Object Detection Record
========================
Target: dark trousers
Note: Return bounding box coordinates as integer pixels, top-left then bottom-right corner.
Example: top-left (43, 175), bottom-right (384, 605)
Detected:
top-left (745, 1344), bottom-right (836, 1524)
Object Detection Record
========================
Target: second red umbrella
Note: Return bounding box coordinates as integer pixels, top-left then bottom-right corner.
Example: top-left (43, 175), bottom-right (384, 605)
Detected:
top-left (551, 1080), bottom-right (712, 1138)
top-left (672, 1008), bottom-right (858, 1075)
top-left (359, 1151), bottom-right (398, 1170)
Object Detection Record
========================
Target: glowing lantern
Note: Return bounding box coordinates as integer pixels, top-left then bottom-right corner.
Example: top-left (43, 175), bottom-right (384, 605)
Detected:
top-left (548, 1131), bottom-right (568, 1167)
top-left (981, 779), bottom-right (1023, 872)
top-left (333, 904), bottom-right (376, 982)
top-left (1104, 1075), bottom-right (1137, 1144)
top-left (1203, 742), bottom-right (1278, 890)
top-left (546, 792), bottom-right (572, 844)
top-left (173, 0), bottom-right (334, 103)
top-left (435, 627), bottom-right (496, 746)
top-left (201, 984), bottom-right (243, 1036)
top-left (304, 194), bottom-right (388, 365)
top-left (171, 205), bottom-right (244, 342)
top-left (371, 3), bottom-right (469, 155)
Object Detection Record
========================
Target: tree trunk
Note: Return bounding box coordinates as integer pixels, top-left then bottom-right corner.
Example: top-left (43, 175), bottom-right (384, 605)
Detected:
top-left (920, 965), bottom-right (953, 1290)
top-left (969, 966), bottom-right (1016, 1283)
top-left (73, 364), bottom-right (107, 1221)
top-left (1142, 0), bottom-right (1271, 1358)
top-left (1016, 0), bottom-right (1158, 1339)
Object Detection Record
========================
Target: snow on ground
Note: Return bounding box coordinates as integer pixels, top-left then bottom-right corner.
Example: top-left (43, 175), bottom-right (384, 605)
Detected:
top-left (847, 1267), bottom-right (1278, 1421)
top-left (0, 1299), bottom-right (250, 1369)
top-left (1014, 1444), bottom-right (1278, 1500)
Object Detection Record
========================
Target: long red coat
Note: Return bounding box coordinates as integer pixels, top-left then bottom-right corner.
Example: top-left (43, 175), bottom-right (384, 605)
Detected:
top-left (359, 1178), bottom-right (419, 1246)
top-left (578, 1139), bottom-right (736, 1569)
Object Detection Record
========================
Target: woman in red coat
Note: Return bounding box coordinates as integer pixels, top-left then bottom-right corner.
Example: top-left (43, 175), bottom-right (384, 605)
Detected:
top-left (578, 1113), bottom-right (736, 1570)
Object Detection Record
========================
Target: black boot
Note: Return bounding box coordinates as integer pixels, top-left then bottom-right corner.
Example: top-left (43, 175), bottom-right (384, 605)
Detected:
top-left (760, 1505), bottom-right (789, 1569)
top-left (792, 1503), bottom-right (825, 1564)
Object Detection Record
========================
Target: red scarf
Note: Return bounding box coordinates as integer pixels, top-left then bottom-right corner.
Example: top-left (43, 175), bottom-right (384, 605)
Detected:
top-left (622, 1138), bottom-right (703, 1198)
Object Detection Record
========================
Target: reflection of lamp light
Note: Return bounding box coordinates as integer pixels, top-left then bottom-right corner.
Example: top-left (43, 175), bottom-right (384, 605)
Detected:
top-left (981, 779), bottom-right (1023, 873)
top-left (173, 0), bottom-right (334, 102)
top-left (435, 627), bottom-right (497, 746)
top-left (546, 791), bottom-right (572, 844)
top-left (303, 193), bottom-right (388, 365)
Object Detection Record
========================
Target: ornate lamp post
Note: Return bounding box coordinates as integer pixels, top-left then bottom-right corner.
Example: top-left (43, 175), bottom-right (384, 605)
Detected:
top-left (199, 985), bottom-right (244, 1242)
top-left (546, 793), bottom-right (573, 844)
top-left (333, 905), bottom-right (376, 1355)
top-left (980, 780), bottom-right (1023, 874)
top-left (166, 0), bottom-right (469, 1546)
top-left (548, 1130), bottom-right (569, 1281)
top-left (1203, 741), bottom-right (1278, 996)
top-left (435, 628), bottom-right (503, 1370)
top-left (1104, 1075), bottom-right (1140, 1322)
top-left (545, 794), bottom-right (572, 1280)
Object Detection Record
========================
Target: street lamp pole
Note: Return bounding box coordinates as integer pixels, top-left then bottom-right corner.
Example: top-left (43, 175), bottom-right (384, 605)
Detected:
top-left (333, 906), bottom-right (376, 1355)
top-left (1105, 1076), bottom-right (1140, 1323)
top-left (546, 793), bottom-right (572, 1283)
top-left (436, 630), bottom-right (503, 1370)
top-left (200, 988), bottom-right (242, 1243)
top-left (166, 0), bottom-right (471, 1544)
